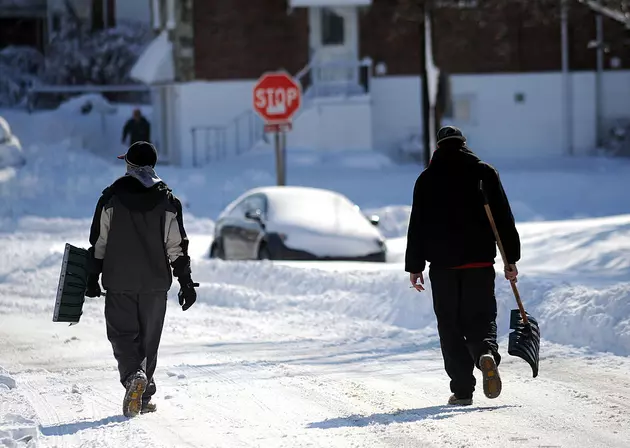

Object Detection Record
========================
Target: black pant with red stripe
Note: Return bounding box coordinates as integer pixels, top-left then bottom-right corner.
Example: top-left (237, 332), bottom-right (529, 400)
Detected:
top-left (429, 266), bottom-right (501, 399)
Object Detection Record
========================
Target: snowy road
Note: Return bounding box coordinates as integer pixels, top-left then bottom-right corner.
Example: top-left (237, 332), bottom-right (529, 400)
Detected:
top-left (1, 216), bottom-right (630, 447)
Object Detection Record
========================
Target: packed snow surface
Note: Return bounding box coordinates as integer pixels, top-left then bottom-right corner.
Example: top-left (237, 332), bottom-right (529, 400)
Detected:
top-left (1, 104), bottom-right (630, 447)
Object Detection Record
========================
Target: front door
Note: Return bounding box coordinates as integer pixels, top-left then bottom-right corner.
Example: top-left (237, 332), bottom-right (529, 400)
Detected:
top-left (308, 6), bottom-right (359, 87)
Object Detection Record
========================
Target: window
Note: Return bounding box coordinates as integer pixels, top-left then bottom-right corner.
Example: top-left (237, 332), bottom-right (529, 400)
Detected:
top-left (321, 8), bottom-right (344, 46)
top-left (52, 13), bottom-right (62, 32)
top-left (242, 194), bottom-right (267, 217)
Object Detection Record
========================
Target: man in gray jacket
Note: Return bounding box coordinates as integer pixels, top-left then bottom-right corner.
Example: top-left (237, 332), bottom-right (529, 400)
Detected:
top-left (85, 141), bottom-right (198, 418)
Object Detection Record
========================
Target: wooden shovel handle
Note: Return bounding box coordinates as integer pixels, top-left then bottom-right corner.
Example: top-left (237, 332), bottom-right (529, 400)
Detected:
top-left (482, 198), bottom-right (530, 326)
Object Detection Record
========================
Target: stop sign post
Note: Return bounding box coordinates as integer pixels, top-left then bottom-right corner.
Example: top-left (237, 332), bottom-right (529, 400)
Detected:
top-left (253, 71), bottom-right (302, 186)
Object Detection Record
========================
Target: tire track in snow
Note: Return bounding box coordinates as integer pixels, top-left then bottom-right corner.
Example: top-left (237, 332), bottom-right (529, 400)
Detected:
top-left (174, 355), bottom-right (430, 448)
top-left (18, 376), bottom-right (74, 448)
top-left (86, 382), bottom-right (196, 448)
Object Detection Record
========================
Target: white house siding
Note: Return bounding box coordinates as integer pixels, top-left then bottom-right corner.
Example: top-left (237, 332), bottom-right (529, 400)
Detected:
top-left (166, 70), bottom-right (630, 167)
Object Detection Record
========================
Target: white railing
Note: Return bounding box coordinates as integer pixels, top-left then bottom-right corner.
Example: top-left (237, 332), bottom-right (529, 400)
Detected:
top-left (191, 109), bottom-right (265, 166)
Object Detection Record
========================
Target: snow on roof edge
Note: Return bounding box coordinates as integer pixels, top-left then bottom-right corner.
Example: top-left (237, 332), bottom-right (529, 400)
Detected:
top-left (129, 30), bottom-right (175, 85)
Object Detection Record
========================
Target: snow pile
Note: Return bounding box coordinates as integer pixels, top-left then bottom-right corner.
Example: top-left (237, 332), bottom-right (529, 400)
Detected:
top-left (193, 260), bottom-right (436, 332)
top-left (189, 255), bottom-right (630, 356)
top-left (2, 105), bottom-right (630, 225)
top-left (0, 367), bottom-right (17, 390)
top-left (0, 367), bottom-right (38, 448)
top-left (533, 282), bottom-right (630, 356)
top-left (0, 139), bottom-right (120, 220)
top-left (518, 215), bottom-right (630, 282)
top-left (364, 205), bottom-right (412, 238)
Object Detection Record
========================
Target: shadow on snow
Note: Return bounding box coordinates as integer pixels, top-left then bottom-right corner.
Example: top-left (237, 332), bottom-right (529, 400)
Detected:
top-left (308, 404), bottom-right (519, 429)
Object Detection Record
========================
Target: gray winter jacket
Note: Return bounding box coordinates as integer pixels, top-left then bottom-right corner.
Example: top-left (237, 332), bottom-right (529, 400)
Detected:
top-left (88, 167), bottom-right (191, 293)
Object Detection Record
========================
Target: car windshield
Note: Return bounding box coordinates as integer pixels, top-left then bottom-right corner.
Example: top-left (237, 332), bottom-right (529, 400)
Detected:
top-left (267, 188), bottom-right (369, 231)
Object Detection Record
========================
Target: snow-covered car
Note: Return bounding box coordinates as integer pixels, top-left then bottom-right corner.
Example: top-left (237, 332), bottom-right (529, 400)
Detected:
top-left (0, 116), bottom-right (25, 169)
top-left (209, 186), bottom-right (387, 262)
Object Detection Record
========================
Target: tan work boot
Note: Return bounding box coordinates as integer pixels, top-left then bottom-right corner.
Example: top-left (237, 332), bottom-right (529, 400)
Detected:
top-left (479, 353), bottom-right (502, 399)
top-left (447, 394), bottom-right (473, 406)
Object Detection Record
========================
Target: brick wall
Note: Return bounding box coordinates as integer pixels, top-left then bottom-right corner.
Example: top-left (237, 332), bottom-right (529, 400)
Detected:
top-left (194, 0), bottom-right (309, 81)
top-left (193, 1), bottom-right (630, 81)
top-left (360, 0), bottom-right (422, 76)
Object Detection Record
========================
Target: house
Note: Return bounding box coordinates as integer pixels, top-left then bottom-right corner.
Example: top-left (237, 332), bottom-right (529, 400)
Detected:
top-left (0, 0), bottom-right (48, 52)
top-left (131, 0), bottom-right (630, 167)
top-left (46, 0), bottom-right (150, 34)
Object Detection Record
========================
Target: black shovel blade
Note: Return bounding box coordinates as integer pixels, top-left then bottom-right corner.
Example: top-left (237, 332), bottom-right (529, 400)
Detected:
top-left (507, 309), bottom-right (540, 378)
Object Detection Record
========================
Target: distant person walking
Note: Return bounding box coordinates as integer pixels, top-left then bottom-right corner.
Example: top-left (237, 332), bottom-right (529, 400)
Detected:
top-left (405, 126), bottom-right (521, 406)
top-left (85, 141), bottom-right (198, 417)
top-left (122, 108), bottom-right (151, 145)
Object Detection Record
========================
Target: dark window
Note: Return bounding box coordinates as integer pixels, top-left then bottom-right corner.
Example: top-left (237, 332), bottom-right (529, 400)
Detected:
top-left (52, 14), bottom-right (62, 32)
top-left (321, 8), bottom-right (344, 46)
top-left (244, 195), bottom-right (266, 215)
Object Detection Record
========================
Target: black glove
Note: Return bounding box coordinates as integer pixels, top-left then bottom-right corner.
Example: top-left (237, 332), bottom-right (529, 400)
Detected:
top-left (177, 278), bottom-right (198, 311)
top-left (85, 273), bottom-right (102, 298)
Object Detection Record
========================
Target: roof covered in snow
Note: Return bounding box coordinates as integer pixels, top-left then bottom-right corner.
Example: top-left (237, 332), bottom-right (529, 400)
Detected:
top-left (129, 30), bottom-right (174, 85)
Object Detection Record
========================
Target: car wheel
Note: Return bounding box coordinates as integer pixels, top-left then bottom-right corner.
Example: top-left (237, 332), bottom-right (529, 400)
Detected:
top-left (257, 244), bottom-right (272, 260)
top-left (209, 239), bottom-right (225, 259)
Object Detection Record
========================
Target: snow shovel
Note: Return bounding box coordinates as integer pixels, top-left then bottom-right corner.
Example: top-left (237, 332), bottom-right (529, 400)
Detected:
top-left (481, 182), bottom-right (540, 378)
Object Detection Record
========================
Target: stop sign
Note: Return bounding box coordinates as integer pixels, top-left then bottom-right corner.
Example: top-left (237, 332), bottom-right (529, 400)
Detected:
top-left (253, 71), bottom-right (302, 124)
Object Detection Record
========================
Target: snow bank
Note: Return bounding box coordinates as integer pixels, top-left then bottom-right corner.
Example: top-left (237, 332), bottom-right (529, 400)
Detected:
top-left (2, 105), bottom-right (630, 225)
top-left (0, 367), bottom-right (17, 390)
top-left (0, 139), bottom-right (120, 220)
top-left (190, 258), bottom-right (630, 357)
top-left (0, 367), bottom-right (38, 448)
top-left (364, 205), bottom-right (411, 239)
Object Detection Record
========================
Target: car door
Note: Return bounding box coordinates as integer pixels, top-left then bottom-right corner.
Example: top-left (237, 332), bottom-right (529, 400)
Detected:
top-left (240, 194), bottom-right (268, 259)
top-left (219, 198), bottom-right (248, 259)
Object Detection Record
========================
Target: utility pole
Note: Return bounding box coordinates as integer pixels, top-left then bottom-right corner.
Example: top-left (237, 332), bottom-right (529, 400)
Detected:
top-left (420, 17), bottom-right (431, 168)
top-left (561, 0), bottom-right (574, 155)
top-left (420, 5), bottom-right (438, 168)
top-left (595, 0), bottom-right (604, 147)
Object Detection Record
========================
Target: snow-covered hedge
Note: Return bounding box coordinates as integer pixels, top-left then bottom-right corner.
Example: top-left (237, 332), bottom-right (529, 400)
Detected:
top-left (0, 20), bottom-right (150, 107)
top-left (0, 46), bottom-right (45, 107)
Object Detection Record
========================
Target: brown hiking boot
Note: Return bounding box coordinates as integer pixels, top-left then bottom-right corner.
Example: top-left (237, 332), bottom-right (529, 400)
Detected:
top-left (479, 353), bottom-right (502, 399)
top-left (141, 400), bottom-right (157, 414)
top-left (447, 394), bottom-right (473, 406)
top-left (122, 371), bottom-right (148, 418)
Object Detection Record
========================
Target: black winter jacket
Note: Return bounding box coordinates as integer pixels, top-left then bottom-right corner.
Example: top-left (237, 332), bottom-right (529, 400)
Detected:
top-left (404, 144), bottom-right (520, 273)
top-left (122, 117), bottom-right (151, 145)
top-left (88, 168), bottom-right (191, 293)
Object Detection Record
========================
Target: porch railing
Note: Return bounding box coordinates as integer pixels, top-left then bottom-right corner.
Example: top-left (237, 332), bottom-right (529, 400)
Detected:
top-left (191, 109), bottom-right (265, 166)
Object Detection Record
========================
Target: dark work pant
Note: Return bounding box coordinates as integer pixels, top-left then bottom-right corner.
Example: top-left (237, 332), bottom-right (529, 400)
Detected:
top-left (104, 291), bottom-right (167, 402)
top-left (429, 266), bottom-right (501, 398)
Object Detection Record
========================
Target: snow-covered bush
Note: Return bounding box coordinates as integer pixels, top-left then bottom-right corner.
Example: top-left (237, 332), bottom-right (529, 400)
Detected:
top-left (43, 21), bottom-right (151, 86)
top-left (0, 46), bottom-right (45, 107)
top-left (0, 19), bottom-right (150, 107)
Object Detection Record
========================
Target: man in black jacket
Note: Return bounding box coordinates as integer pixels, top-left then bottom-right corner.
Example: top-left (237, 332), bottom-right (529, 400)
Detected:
top-left (122, 109), bottom-right (151, 145)
top-left (85, 141), bottom-right (198, 417)
top-left (405, 126), bottom-right (520, 406)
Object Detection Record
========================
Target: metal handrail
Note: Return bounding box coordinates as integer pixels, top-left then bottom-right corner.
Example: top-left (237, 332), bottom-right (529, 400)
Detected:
top-left (191, 109), bottom-right (264, 166)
